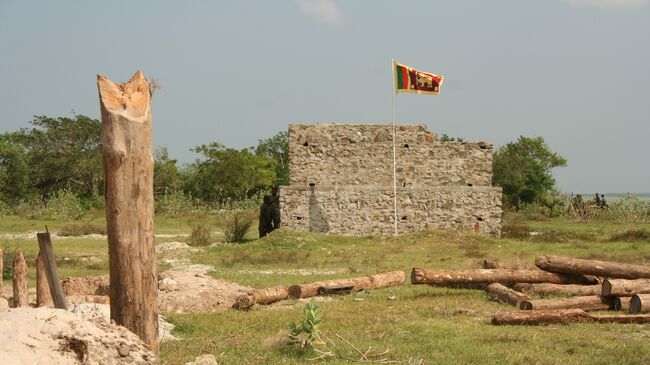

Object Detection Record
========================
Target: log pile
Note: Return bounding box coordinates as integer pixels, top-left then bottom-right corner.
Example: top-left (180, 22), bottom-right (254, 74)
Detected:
top-left (412, 255), bottom-right (650, 325)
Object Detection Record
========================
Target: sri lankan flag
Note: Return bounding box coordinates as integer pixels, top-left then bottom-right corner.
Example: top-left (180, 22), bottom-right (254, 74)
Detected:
top-left (394, 61), bottom-right (444, 95)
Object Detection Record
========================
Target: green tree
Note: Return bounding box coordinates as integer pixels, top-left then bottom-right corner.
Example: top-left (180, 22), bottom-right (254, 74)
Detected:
top-left (153, 146), bottom-right (181, 195)
top-left (255, 131), bottom-right (288, 186)
top-left (184, 142), bottom-right (276, 203)
top-left (0, 136), bottom-right (33, 203)
top-left (492, 136), bottom-right (567, 211)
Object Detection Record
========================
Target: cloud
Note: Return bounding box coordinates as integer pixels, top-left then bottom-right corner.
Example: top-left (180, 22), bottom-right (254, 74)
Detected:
top-left (561, 0), bottom-right (649, 7)
top-left (294, 0), bottom-right (343, 25)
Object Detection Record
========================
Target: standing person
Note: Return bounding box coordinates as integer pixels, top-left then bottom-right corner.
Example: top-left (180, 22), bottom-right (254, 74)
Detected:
top-left (269, 187), bottom-right (281, 232)
top-left (258, 195), bottom-right (272, 238)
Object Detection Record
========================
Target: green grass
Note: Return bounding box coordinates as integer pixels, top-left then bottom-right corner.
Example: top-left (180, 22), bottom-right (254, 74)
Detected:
top-left (1, 212), bottom-right (650, 364)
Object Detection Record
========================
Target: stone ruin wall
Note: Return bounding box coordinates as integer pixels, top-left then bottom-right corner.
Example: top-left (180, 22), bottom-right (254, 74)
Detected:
top-left (280, 124), bottom-right (502, 236)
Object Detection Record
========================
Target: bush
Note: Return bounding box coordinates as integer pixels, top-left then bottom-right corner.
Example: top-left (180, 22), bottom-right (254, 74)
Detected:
top-left (0, 200), bottom-right (11, 216)
top-left (606, 195), bottom-right (649, 223)
top-left (188, 218), bottom-right (212, 246)
top-left (155, 190), bottom-right (203, 217)
top-left (223, 210), bottom-right (254, 243)
top-left (14, 196), bottom-right (46, 219)
top-left (501, 222), bottom-right (531, 239)
top-left (609, 229), bottom-right (650, 242)
top-left (44, 189), bottom-right (85, 220)
top-left (58, 222), bottom-right (106, 236)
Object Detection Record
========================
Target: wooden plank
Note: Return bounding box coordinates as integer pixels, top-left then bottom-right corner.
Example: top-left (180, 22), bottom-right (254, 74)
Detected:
top-left (37, 232), bottom-right (67, 309)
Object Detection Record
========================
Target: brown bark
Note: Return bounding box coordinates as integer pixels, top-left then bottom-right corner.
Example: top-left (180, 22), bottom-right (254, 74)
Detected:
top-left (483, 259), bottom-right (533, 270)
top-left (512, 283), bottom-right (601, 296)
top-left (630, 294), bottom-right (650, 314)
top-left (492, 309), bottom-right (650, 325)
top-left (411, 268), bottom-right (597, 286)
top-left (36, 252), bottom-right (52, 307)
top-left (429, 283), bottom-right (488, 290)
top-left (234, 286), bottom-right (289, 309)
top-left (602, 278), bottom-right (650, 297)
top-left (535, 255), bottom-right (650, 279)
top-left (98, 70), bottom-right (158, 354)
top-left (12, 251), bottom-right (29, 307)
top-left (613, 296), bottom-right (632, 311)
top-left (485, 283), bottom-right (529, 306)
top-left (36, 233), bottom-right (67, 310)
top-left (288, 271), bottom-right (405, 299)
top-left (0, 247), bottom-right (3, 295)
top-left (520, 295), bottom-right (612, 311)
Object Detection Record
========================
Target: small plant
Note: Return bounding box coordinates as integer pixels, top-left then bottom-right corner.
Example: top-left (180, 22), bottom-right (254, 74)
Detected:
top-left (501, 222), bottom-right (530, 239)
top-left (188, 219), bottom-right (212, 246)
top-left (155, 190), bottom-right (204, 217)
top-left (223, 210), bottom-right (254, 243)
top-left (288, 300), bottom-right (324, 349)
top-left (606, 195), bottom-right (649, 223)
top-left (44, 188), bottom-right (85, 220)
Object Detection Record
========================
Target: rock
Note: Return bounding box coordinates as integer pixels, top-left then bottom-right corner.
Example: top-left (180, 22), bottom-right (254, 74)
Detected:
top-left (117, 343), bottom-right (130, 357)
top-left (159, 277), bottom-right (178, 292)
top-left (185, 354), bottom-right (219, 365)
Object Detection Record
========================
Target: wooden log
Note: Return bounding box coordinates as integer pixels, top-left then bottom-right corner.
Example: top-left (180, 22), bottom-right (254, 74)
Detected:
top-left (37, 232), bottom-right (67, 310)
top-left (483, 259), bottom-right (532, 270)
top-left (429, 283), bottom-right (488, 290)
top-left (12, 251), bottom-right (29, 307)
top-left (485, 283), bottom-right (529, 306)
top-left (630, 294), bottom-right (650, 314)
top-left (98, 70), bottom-right (158, 354)
top-left (512, 283), bottom-right (601, 296)
top-left (411, 268), bottom-right (597, 286)
top-left (535, 255), bottom-right (650, 279)
top-left (602, 278), bottom-right (650, 297)
top-left (288, 271), bottom-right (406, 299)
top-left (234, 286), bottom-right (289, 309)
top-left (520, 295), bottom-right (612, 311)
top-left (613, 296), bottom-right (632, 311)
top-left (36, 252), bottom-right (52, 307)
top-left (492, 309), bottom-right (650, 325)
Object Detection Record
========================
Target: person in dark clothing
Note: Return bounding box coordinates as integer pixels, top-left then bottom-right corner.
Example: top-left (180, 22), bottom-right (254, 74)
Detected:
top-left (270, 187), bottom-right (281, 230)
top-left (258, 195), bottom-right (272, 238)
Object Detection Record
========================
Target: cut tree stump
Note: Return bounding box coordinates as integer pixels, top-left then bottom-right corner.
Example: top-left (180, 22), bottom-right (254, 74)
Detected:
top-left (602, 279), bottom-right (650, 297)
top-left (535, 255), bottom-right (650, 279)
top-left (492, 309), bottom-right (650, 325)
top-left (520, 295), bottom-right (612, 311)
top-left (630, 294), bottom-right (650, 314)
top-left (410, 268), bottom-right (597, 286)
top-left (36, 252), bottom-right (52, 307)
top-left (613, 297), bottom-right (632, 311)
top-left (98, 70), bottom-right (158, 354)
top-left (512, 283), bottom-right (601, 296)
top-left (288, 271), bottom-right (405, 299)
top-left (234, 286), bottom-right (289, 310)
top-left (485, 283), bottom-right (529, 306)
top-left (12, 251), bottom-right (29, 307)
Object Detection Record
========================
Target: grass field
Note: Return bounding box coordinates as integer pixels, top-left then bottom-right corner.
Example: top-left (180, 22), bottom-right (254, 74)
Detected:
top-left (2, 212), bottom-right (649, 364)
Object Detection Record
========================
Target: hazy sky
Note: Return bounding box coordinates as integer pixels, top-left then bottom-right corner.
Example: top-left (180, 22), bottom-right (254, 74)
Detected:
top-left (1, 0), bottom-right (648, 193)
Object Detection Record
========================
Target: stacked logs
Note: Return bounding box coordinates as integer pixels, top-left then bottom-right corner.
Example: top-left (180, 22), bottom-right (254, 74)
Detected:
top-left (412, 255), bottom-right (650, 325)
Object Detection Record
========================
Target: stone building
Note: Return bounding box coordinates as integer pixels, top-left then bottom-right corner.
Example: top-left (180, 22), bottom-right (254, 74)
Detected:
top-left (279, 124), bottom-right (502, 236)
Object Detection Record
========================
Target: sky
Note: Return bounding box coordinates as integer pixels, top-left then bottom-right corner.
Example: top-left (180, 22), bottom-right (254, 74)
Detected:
top-left (1, 0), bottom-right (649, 194)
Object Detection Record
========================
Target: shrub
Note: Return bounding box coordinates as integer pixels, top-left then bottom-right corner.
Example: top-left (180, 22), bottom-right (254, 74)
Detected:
top-left (501, 222), bottom-right (530, 239)
top-left (223, 210), bottom-right (254, 243)
top-left (155, 190), bottom-right (203, 217)
top-left (0, 200), bottom-right (10, 216)
top-left (44, 188), bottom-right (85, 220)
top-left (609, 229), bottom-right (650, 242)
top-left (606, 195), bottom-right (649, 223)
top-left (14, 196), bottom-right (46, 219)
top-left (188, 219), bottom-right (212, 246)
top-left (58, 222), bottom-right (106, 236)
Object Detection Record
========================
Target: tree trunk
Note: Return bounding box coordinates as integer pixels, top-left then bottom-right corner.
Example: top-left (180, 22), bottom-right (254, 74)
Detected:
top-left (288, 271), bottom-right (405, 299)
top-left (512, 283), bottom-right (601, 296)
top-left (630, 294), bottom-right (650, 314)
top-left (602, 278), bottom-right (650, 297)
top-left (411, 268), bottom-right (597, 286)
top-left (36, 252), bottom-right (52, 307)
top-left (613, 296), bottom-right (632, 311)
top-left (37, 232), bottom-right (67, 310)
top-left (0, 247), bottom-right (3, 295)
top-left (234, 286), bottom-right (289, 309)
top-left (492, 309), bottom-right (650, 325)
top-left (429, 283), bottom-right (488, 290)
top-left (535, 255), bottom-right (650, 279)
top-left (483, 259), bottom-right (533, 270)
top-left (98, 70), bottom-right (158, 354)
top-left (485, 283), bottom-right (529, 306)
top-left (12, 251), bottom-right (29, 307)
top-left (520, 295), bottom-right (612, 311)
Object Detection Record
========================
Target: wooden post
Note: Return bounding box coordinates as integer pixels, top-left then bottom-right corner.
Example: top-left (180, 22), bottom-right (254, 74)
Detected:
top-left (36, 252), bottom-right (52, 307)
top-left (37, 232), bottom-right (67, 309)
top-left (98, 70), bottom-right (158, 354)
top-left (12, 251), bottom-right (29, 307)
top-left (535, 255), bottom-right (650, 279)
top-left (411, 268), bottom-right (597, 286)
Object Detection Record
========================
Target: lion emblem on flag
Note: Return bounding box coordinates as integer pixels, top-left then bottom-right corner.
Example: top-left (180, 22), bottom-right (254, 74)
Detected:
top-left (416, 73), bottom-right (434, 88)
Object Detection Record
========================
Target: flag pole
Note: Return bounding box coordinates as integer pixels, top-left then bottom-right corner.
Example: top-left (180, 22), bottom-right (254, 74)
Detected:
top-left (391, 59), bottom-right (398, 236)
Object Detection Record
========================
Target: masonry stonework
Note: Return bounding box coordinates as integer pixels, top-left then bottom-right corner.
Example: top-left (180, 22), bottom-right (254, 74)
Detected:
top-left (280, 124), bottom-right (502, 236)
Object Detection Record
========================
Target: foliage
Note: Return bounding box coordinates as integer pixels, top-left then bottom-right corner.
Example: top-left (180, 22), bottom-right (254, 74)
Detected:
top-left (155, 190), bottom-right (203, 217)
top-left (185, 142), bottom-right (276, 204)
top-left (255, 131), bottom-right (289, 186)
top-left (223, 210), bottom-right (255, 243)
top-left (606, 195), bottom-right (649, 223)
top-left (439, 133), bottom-right (463, 142)
top-left (493, 136), bottom-right (567, 211)
top-left (188, 218), bottom-right (212, 246)
top-left (154, 146), bottom-right (182, 195)
top-left (288, 300), bottom-right (324, 350)
top-left (42, 188), bottom-right (85, 219)
top-left (0, 136), bottom-right (33, 204)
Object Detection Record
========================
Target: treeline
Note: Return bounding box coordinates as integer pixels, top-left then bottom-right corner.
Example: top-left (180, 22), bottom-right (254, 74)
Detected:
top-left (0, 115), bottom-right (288, 213)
